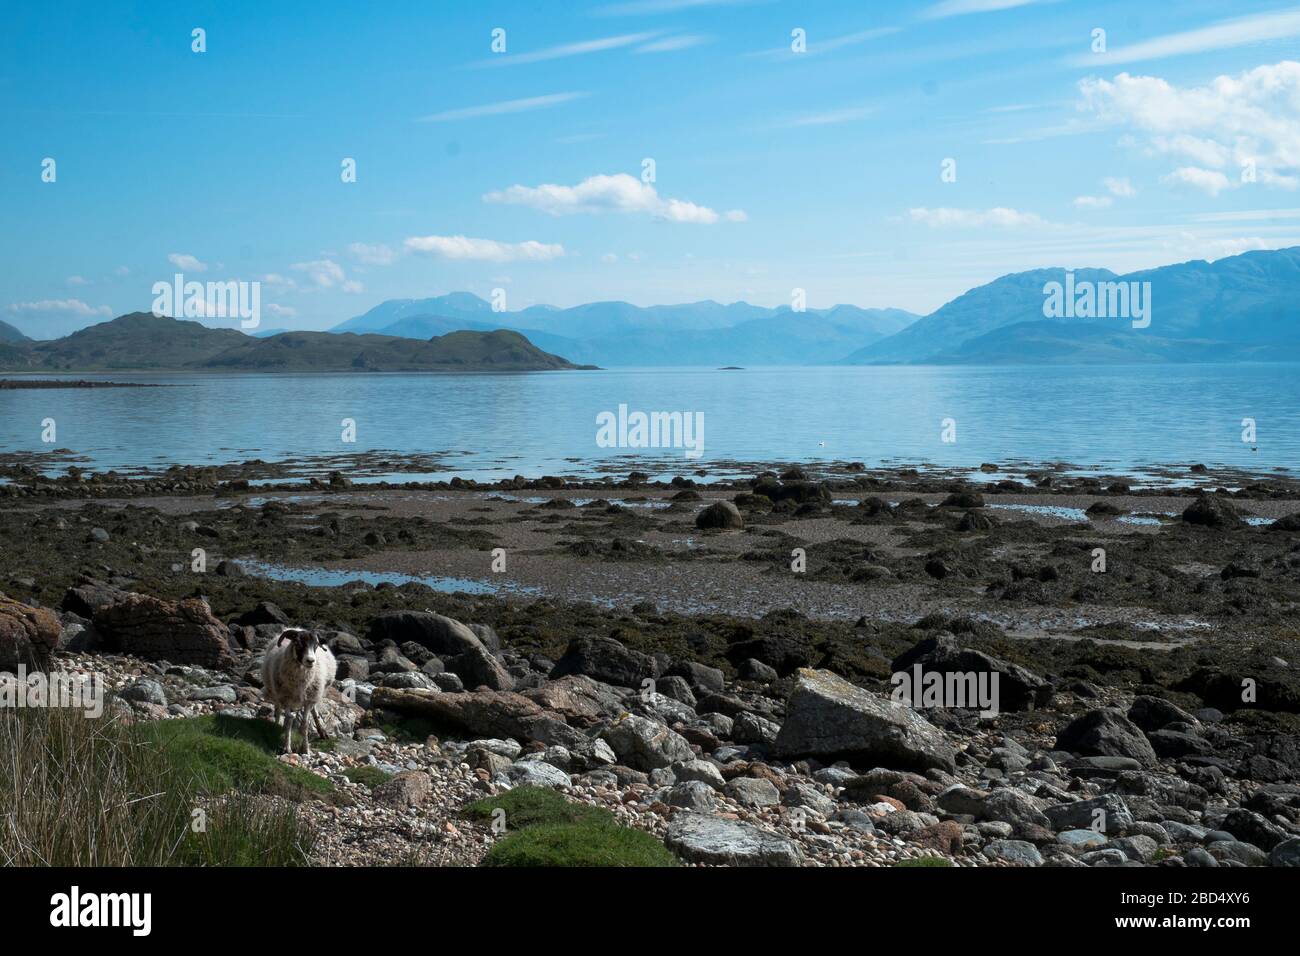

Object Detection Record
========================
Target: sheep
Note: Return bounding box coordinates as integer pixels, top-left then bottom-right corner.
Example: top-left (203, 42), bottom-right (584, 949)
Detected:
top-left (261, 628), bottom-right (337, 755)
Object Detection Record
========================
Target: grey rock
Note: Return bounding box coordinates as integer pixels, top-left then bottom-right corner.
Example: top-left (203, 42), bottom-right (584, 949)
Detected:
top-left (666, 780), bottom-right (717, 812)
top-left (983, 839), bottom-right (1043, 866)
top-left (774, 668), bottom-right (957, 772)
top-left (118, 678), bottom-right (168, 706)
top-left (599, 713), bottom-right (694, 771)
top-left (187, 684), bottom-right (237, 704)
top-left (505, 760), bottom-right (571, 789)
top-left (1055, 709), bottom-right (1158, 768)
top-left (674, 758), bottom-right (726, 789)
top-left (725, 777), bottom-right (781, 808)
top-left (1044, 794), bottom-right (1135, 835)
top-left (664, 813), bottom-right (801, 866)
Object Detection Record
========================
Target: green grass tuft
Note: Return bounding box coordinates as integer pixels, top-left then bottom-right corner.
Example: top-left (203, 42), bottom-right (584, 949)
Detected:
top-left (467, 786), bottom-right (677, 867)
top-left (483, 821), bottom-right (678, 867)
top-left (344, 765), bottom-right (393, 789)
top-left (138, 714), bottom-right (334, 799)
top-left (0, 707), bottom-right (320, 866)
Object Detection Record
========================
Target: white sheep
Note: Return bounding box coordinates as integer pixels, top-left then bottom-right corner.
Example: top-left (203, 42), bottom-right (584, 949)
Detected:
top-left (261, 629), bottom-right (337, 755)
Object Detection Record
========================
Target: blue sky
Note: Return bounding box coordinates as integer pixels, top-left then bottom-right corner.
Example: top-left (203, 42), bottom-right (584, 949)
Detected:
top-left (4, 0), bottom-right (1300, 337)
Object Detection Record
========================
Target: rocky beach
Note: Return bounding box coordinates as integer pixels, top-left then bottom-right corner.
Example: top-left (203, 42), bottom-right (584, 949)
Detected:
top-left (3, 456), bottom-right (1299, 868)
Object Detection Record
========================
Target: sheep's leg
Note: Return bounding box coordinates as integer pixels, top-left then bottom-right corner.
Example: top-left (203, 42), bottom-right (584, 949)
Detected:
top-left (302, 710), bottom-right (312, 756)
top-left (312, 707), bottom-right (329, 741)
top-left (283, 711), bottom-right (294, 754)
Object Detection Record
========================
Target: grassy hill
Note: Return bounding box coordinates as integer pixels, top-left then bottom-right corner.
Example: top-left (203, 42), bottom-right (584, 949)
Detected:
top-left (0, 314), bottom-right (590, 372)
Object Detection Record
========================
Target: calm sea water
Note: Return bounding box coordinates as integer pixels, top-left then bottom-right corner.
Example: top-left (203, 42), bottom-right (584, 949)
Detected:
top-left (2, 365), bottom-right (1297, 481)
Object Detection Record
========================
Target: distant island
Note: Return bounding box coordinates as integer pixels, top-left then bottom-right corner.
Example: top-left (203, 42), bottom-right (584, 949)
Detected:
top-left (0, 313), bottom-right (595, 373)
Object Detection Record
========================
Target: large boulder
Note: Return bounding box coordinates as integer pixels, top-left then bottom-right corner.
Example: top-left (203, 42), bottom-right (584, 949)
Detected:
top-left (599, 713), bottom-right (693, 771)
top-left (59, 579), bottom-right (130, 619)
top-left (449, 641), bottom-right (514, 692)
top-left (695, 501), bottom-right (745, 530)
top-left (1054, 709), bottom-right (1158, 768)
top-left (664, 812), bottom-right (802, 866)
top-left (1182, 494), bottom-right (1244, 529)
top-left (773, 668), bottom-right (957, 772)
top-left (369, 686), bottom-right (586, 750)
top-left (369, 611), bottom-right (483, 657)
top-left (0, 595), bottom-right (61, 672)
top-left (94, 593), bottom-right (234, 669)
top-left (521, 675), bottom-right (624, 726)
top-left (889, 634), bottom-right (1050, 712)
top-left (550, 634), bottom-right (657, 688)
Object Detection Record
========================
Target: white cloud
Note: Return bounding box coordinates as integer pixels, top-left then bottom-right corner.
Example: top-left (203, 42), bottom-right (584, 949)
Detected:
top-left (260, 273), bottom-right (298, 289)
top-left (348, 242), bottom-right (396, 265)
top-left (113, 266), bottom-right (130, 277)
top-left (167, 253), bottom-right (208, 272)
top-left (1078, 62), bottom-right (1300, 194)
top-left (908, 207), bottom-right (1049, 228)
top-left (403, 235), bottom-right (566, 262)
top-left (602, 253), bottom-right (619, 263)
top-left (921, 0), bottom-right (1045, 20)
top-left (265, 303), bottom-right (297, 318)
top-left (6, 299), bottom-right (112, 316)
top-left (1104, 176), bottom-right (1137, 197)
top-left (342, 280), bottom-right (364, 294)
top-left (478, 33), bottom-right (656, 67)
top-left (635, 35), bottom-right (709, 54)
top-left (1073, 195), bottom-right (1113, 209)
top-left (418, 92), bottom-right (587, 122)
top-left (66, 275), bottom-right (89, 287)
top-left (484, 173), bottom-right (742, 224)
top-left (1162, 166), bottom-right (1232, 196)
top-left (781, 105), bottom-right (875, 128)
top-left (291, 259), bottom-right (347, 288)
top-left (1071, 9), bottom-right (1300, 66)
top-left (598, 0), bottom-right (754, 14)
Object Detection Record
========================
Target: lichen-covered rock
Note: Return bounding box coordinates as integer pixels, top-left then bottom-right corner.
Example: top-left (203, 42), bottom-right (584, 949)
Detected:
top-left (0, 595), bottom-right (61, 672)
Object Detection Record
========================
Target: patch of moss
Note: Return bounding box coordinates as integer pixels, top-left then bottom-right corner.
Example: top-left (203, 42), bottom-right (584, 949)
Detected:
top-left (344, 765), bottom-right (393, 789)
top-left (483, 821), bottom-right (678, 867)
top-left (138, 714), bottom-right (333, 800)
top-left (465, 785), bottom-right (610, 830)
top-left (467, 786), bottom-right (677, 867)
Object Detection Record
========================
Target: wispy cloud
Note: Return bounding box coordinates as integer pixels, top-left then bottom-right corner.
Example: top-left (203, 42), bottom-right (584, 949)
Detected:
top-left (474, 33), bottom-right (657, 68)
top-left (167, 253), bottom-right (207, 272)
top-left (291, 259), bottom-right (353, 288)
top-left (1069, 8), bottom-right (1300, 66)
top-left (778, 104), bottom-right (875, 127)
top-left (635, 35), bottom-right (710, 54)
top-left (347, 242), bottom-right (396, 266)
top-left (404, 235), bottom-right (565, 262)
top-left (750, 26), bottom-right (899, 60)
top-left (417, 92), bottom-right (587, 122)
top-left (908, 207), bottom-right (1050, 228)
top-left (6, 298), bottom-right (112, 316)
top-left (921, 0), bottom-right (1047, 21)
top-left (484, 173), bottom-right (745, 224)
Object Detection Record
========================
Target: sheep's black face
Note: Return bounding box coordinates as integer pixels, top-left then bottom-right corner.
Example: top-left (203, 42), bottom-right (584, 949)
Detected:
top-left (286, 630), bottom-right (320, 666)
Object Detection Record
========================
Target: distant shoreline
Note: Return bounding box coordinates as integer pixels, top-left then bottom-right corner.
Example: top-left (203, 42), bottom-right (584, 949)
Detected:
top-left (0, 379), bottom-right (168, 389)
